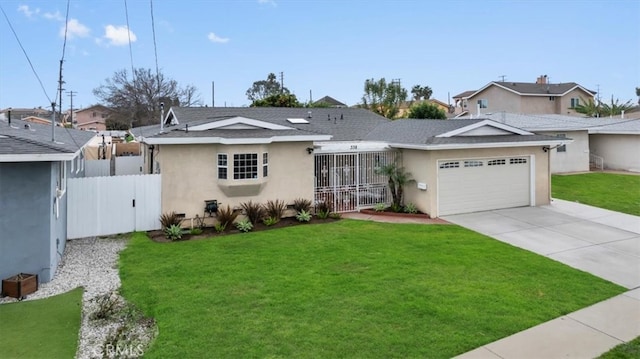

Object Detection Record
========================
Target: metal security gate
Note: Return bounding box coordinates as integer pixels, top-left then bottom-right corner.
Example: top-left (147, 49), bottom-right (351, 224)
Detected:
top-left (314, 151), bottom-right (397, 212)
top-left (67, 174), bottom-right (161, 239)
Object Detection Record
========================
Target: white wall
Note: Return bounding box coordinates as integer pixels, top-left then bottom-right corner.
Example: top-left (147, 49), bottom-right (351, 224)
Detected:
top-left (538, 130), bottom-right (590, 173)
top-left (590, 134), bottom-right (640, 172)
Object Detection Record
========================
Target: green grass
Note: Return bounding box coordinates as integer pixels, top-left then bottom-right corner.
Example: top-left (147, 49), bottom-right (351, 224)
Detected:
top-left (119, 221), bottom-right (625, 358)
top-left (0, 287), bottom-right (83, 359)
top-left (598, 336), bottom-right (640, 359)
top-left (552, 173), bottom-right (640, 216)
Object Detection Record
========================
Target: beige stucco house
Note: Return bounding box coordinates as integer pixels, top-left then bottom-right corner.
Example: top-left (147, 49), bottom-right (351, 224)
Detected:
top-left (453, 76), bottom-right (596, 117)
top-left (74, 105), bottom-right (112, 131)
top-left (134, 107), bottom-right (567, 219)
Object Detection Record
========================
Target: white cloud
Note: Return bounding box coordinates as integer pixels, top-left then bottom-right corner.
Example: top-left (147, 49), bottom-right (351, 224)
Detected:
top-left (103, 25), bottom-right (137, 46)
top-left (258, 0), bottom-right (277, 6)
top-left (43, 11), bottom-right (64, 21)
top-left (207, 32), bottom-right (229, 44)
top-left (60, 19), bottom-right (90, 39)
top-left (17, 5), bottom-right (40, 18)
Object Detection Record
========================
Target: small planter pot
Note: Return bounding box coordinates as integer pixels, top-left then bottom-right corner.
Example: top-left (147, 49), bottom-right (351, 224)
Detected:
top-left (2, 273), bottom-right (38, 300)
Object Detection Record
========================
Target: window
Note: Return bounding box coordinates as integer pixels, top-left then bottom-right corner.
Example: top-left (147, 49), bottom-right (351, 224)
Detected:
top-left (488, 159), bottom-right (506, 166)
top-left (262, 153), bottom-right (268, 177)
top-left (477, 99), bottom-right (488, 109)
top-left (233, 153), bottom-right (258, 179)
top-left (92, 111), bottom-right (97, 117)
top-left (556, 134), bottom-right (567, 152)
top-left (570, 98), bottom-right (580, 108)
top-left (217, 154), bottom-right (227, 179)
top-left (439, 161), bottom-right (460, 169)
top-left (549, 96), bottom-right (556, 101)
top-left (510, 158), bottom-right (527, 164)
top-left (464, 160), bottom-right (483, 167)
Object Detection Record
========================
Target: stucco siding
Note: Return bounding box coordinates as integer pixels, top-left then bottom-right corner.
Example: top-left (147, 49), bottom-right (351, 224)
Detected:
top-left (538, 130), bottom-right (590, 173)
top-left (0, 162), bottom-right (52, 283)
top-left (520, 96), bottom-right (557, 113)
top-left (468, 86), bottom-right (521, 115)
top-left (159, 142), bottom-right (315, 220)
top-left (560, 88), bottom-right (593, 116)
top-left (590, 134), bottom-right (640, 171)
top-left (401, 146), bottom-right (550, 217)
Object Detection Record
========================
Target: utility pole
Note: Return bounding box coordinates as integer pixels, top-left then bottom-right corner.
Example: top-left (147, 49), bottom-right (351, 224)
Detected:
top-left (57, 60), bottom-right (65, 125)
top-left (280, 72), bottom-right (284, 93)
top-left (499, 75), bottom-right (507, 82)
top-left (67, 90), bottom-right (76, 127)
top-left (211, 81), bottom-right (215, 107)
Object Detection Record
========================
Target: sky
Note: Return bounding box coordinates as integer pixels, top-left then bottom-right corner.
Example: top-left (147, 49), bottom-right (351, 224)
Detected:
top-left (0, 0), bottom-right (639, 112)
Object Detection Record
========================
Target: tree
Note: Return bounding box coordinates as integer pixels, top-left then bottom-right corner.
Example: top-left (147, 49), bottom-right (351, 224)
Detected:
top-left (635, 87), bottom-right (640, 105)
top-left (600, 96), bottom-right (634, 116)
top-left (407, 102), bottom-right (447, 119)
top-left (93, 68), bottom-right (201, 128)
top-left (375, 161), bottom-right (412, 212)
top-left (250, 93), bottom-right (301, 107)
top-left (246, 73), bottom-right (288, 102)
top-left (573, 96), bottom-right (634, 117)
top-left (410, 85), bottom-right (433, 101)
top-left (361, 78), bottom-right (408, 119)
top-left (573, 98), bottom-right (602, 117)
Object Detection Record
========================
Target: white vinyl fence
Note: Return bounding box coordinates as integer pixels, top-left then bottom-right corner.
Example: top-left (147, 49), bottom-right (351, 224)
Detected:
top-left (67, 174), bottom-right (161, 239)
top-left (115, 156), bottom-right (144, 176)
top-left (85, 159), bottom-right (111, 177)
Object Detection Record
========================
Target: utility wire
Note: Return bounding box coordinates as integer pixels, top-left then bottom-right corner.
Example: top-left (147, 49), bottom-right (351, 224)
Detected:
top-left (0, 3), bottom-right (52, 104)
top-left (124, 0), bottom-right (136, 81)
top-left (57, 0), bottom-right (71, 123)
top-left (150, 0), bottom-right (161, 97)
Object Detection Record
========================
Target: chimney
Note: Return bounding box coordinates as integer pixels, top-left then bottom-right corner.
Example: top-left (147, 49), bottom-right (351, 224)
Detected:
top-left (536, 75), bottom-right (548, 84)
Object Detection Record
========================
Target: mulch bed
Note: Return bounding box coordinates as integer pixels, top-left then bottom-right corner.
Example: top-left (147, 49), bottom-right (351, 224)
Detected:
top-left (149, 216), bottom-right (340, 243)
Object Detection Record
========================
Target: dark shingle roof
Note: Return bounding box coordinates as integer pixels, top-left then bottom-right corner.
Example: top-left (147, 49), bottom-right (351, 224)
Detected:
top-left (365, 118), bottom-right (560, 146)
top-left (313, 96), bottom-right (347, 107)
top-left (494, 81), bottom-right (596, 95)
top-left (133, 107), bottom-right (391, 141)
top-left (0, 119), bottom-right (95, 155)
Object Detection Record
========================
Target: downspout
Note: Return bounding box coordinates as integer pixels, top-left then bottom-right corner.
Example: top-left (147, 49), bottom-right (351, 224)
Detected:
top-left (149, 145), bottom-right (155, 174)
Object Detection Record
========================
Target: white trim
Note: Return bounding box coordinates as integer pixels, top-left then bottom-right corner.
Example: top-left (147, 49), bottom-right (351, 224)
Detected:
top-left (188, 117), bottom-right (294, 131)
top-left (143, 134), bottom-right (331, 145)
top-left (530, 155), bottom-right (536, 206)
top-left (437, 120), bottom-right (532, 138)
top-left (0, 153), bottom-right (78, 162)
top-left (389, 139), bottom-right (570, 151)
top-left (466, 82), bottom-right (595, 99)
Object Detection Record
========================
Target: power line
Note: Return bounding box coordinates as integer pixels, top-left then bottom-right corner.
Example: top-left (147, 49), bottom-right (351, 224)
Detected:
top-left (57, 0), bottom-right (71, 122)
top-left (0, 3), bottom-right (52, 104)
top-left (150, 0), bottom-right (161, 97)
top-left (124, 0), bottom-right (136, 82)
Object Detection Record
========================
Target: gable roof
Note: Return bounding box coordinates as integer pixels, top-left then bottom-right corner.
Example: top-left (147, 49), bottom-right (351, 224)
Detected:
top-left (457, 113), bottom-right (640, 134)
top-left (313, 96), bottom-right (347, 107)
top-left (75, 104), bottom-right (112, 114)
top-left (0, 118), bottom-right (96, 161)
top-left (455, 82), bottom-right (596, 100)
top-left (365, 119), bottom-right (564, 150)
top-left (133, 107), bottom-right (391, 144)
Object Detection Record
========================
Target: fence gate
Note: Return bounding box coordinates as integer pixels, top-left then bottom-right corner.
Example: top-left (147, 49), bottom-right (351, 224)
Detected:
top-left (314, 151), bottom-right (397, 212)
top-left (67, 174), bottom-right (161, 239)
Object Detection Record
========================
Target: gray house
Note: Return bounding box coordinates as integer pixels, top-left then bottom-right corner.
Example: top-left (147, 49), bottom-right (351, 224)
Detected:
top-left (0, 118), bottom-right (94, 283)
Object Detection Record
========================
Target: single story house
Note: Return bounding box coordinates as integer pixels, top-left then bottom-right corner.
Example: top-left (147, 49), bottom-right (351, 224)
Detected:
top-left (133, 107), bottom-right (566, 219)
top-left (458, 113), bottom-right (640, 173)
top-left (0, 118), bottom-right (94, 283)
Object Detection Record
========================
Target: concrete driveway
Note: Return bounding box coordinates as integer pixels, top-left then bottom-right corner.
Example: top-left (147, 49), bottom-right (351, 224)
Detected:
top-left (443, 199), bottom-right (640, 289)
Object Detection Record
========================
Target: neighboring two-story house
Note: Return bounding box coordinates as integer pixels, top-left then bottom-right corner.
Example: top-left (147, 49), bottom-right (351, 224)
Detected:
top-left (453, 75), bottom-right (596, 117)
top-left (74, 104), bottom-right (112, 131)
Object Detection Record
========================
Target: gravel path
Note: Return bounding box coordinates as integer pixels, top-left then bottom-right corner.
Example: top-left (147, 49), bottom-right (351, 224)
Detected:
top-left (0, 236), bottom-right (147, 358)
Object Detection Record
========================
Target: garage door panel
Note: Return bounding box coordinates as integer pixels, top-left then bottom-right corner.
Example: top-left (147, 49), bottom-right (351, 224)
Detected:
top-left (438, 158), bottom-right (530, 216)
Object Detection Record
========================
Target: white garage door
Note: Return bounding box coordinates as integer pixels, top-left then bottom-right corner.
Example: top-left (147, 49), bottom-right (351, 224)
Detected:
top-left (438, 157), bottom-right (531, 216)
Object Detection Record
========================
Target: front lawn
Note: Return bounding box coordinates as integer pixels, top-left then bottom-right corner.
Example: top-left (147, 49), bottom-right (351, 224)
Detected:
top-left (598, 336), bottom-right (640, 359)
top-left (0, 287), bottom-right (83, 359)
top-left (120, 221), bottom-right (624, 358)
top-left (552, 173), bottom-right (640, 216)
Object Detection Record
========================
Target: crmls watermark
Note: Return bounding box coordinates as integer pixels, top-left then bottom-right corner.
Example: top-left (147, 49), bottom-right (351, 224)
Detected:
top-left (93, 344), bottom-right (145, 358)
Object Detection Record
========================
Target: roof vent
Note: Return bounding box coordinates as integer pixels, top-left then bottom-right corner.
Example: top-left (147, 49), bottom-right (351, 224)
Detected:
top-left (307, 111), bottom-right (312, 119)
top-left (24, 124), bottom-right (30, 129)
top-left (327, 114), bottom-right (331, 121)
top-left (340, 114), bottom-right (343, 120)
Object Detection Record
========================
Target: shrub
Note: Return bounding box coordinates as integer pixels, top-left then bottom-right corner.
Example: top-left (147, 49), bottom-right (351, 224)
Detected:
top-left (296, 210), bottom-right (312, 222)
top-left (214, 223), bottom-right (226, 233)
top-left (404, 203), bottom-right (418, 214)
top-left (240, 201), bottom-right (265, 224)
top-left (236, 219), bottom-right (253, 233)
top-left (292, 198), bottom-right (312, 213)
top-left (330, 212), bottom-right (342, 220)
top-left (263, 217), bottom-right (278, 226)
top-left (264, 200), bottom-right (286, 222)
top-left (390, 203), bottom-right (402, 213)
top-left (159, 211), bottom-right (182, 229)
top-left (164, 224), bottom-right (183, 241)
top-left (373, 203), bottom-right (386, 212)
top-left (216, 205), bottom-right (239, 227)
top-left (316, 209), bottom-right (330, 219)
top-left (315, 201), bottom-right (331, 215)
top-left (189, 228), bottom-right (203, 235)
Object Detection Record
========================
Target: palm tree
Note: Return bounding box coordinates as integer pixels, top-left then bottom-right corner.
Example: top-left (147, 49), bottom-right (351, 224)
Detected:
top-left (375, 162), bottom-right (412, 211)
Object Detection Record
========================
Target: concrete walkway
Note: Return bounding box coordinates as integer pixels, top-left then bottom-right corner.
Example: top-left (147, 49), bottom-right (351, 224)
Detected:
top-left (443, 200), bottom-right (640, 359)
